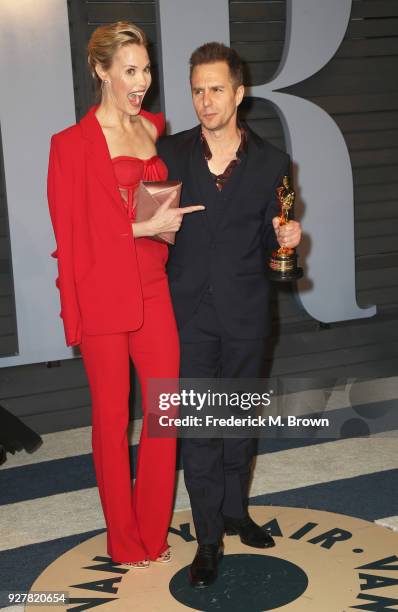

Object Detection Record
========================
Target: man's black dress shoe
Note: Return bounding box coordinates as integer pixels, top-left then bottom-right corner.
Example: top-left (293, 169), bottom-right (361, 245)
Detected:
top-left (189, 543), bottom-right (224, 588)
top-left (224, 515), bottom-right (275, 548)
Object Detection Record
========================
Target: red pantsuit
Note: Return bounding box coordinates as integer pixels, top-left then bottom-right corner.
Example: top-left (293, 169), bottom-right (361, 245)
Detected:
top-left (81, 275), bottom-right (179, 561)
top-left (47, 106), bottom-right (179, 562)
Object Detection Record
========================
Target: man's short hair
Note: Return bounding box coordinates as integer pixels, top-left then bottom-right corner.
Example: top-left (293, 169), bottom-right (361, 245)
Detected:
top-left (189, 42), bottom-right (243, 90)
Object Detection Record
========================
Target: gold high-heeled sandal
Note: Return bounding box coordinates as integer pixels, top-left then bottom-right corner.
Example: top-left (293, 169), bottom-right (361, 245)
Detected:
top-left (121, 559), bottom-right (150, 569)
top-left (154, 547), bottom-right (171, 563)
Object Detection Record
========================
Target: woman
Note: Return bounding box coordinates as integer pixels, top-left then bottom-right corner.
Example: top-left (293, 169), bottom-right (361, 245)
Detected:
top-left (47, 21), bottom-right (203, 567)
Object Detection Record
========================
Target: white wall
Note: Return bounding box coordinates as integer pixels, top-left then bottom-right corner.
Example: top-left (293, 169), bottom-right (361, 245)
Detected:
top-left (0, 0), bottom-right (76, 366)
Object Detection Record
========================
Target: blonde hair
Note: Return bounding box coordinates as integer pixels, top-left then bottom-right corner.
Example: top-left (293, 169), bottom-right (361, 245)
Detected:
top-left (87, 21), bottom-right (148, 93)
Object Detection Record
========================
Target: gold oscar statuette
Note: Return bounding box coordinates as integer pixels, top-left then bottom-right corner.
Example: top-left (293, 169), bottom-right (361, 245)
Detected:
top-left (268, 175), bottom-right (303, 282)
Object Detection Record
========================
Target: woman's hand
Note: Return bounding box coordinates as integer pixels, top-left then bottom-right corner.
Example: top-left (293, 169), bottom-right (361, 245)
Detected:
top-left (132, 194), bottom-right (205, 238)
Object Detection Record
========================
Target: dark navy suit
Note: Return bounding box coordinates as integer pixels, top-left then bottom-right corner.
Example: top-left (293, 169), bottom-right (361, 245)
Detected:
top-left (158, 124), bottom-right (289, 544)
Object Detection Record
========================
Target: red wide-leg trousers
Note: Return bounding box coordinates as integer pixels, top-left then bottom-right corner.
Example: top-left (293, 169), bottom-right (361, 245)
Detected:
top-left (80, 279), bottom-right (179, 563)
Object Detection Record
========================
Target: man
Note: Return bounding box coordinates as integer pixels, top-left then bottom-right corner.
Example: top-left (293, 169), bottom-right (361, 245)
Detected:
top-left (158, 42), bottom-right (301, 587)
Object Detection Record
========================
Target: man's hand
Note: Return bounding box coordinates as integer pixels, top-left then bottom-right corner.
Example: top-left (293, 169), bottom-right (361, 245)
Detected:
top-left (272, 217), bottom-right (301, 249)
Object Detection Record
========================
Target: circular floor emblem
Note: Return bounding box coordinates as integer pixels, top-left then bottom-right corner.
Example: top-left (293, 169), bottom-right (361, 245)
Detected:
top-left (27, 506), bottom-right (398, 611)
top-left (170, 554), bottom-right (308, 611)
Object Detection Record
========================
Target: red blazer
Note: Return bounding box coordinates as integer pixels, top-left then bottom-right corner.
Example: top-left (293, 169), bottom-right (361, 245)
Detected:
top-left (47, 105), bottom-right (165, 346)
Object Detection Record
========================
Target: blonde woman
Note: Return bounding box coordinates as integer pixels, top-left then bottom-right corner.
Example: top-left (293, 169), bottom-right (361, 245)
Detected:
top-left (47, 21), bottom-right (203, 567)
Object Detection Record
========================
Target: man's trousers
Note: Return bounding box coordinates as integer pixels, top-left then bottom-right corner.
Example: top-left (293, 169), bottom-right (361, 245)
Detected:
top-left (179, 290), bottom-right (267, 545)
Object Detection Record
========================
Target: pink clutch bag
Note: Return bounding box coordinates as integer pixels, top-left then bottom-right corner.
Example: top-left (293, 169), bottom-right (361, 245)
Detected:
top-left (133, 180), bottom-right (182, 245)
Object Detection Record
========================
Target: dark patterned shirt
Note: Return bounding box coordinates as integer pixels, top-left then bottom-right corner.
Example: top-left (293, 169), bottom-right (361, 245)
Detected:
top-left (200, 124), bottom-right (248, 191)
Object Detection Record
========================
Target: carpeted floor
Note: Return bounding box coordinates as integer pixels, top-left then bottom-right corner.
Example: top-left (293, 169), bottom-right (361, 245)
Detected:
top-left (0, 378), bottom-right (397, 608)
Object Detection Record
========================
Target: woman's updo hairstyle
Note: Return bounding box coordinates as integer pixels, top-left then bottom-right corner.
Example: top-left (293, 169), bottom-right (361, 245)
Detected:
top-left (87, 21), bottom-right (148, 93)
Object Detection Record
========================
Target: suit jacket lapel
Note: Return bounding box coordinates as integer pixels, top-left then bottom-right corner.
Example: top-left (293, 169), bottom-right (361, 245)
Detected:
top-left (211, 151), bottom-right (248, 232)
top-left (215, 127), bottom-right (264, 231)
top-left (79, 106), bottom-right (127, 222)
top-left (188, 129), bottom-right (216, 237)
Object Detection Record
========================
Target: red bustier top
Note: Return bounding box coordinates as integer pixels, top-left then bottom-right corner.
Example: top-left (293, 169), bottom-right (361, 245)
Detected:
top-left (111, 110), bottom-right (168, 219)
